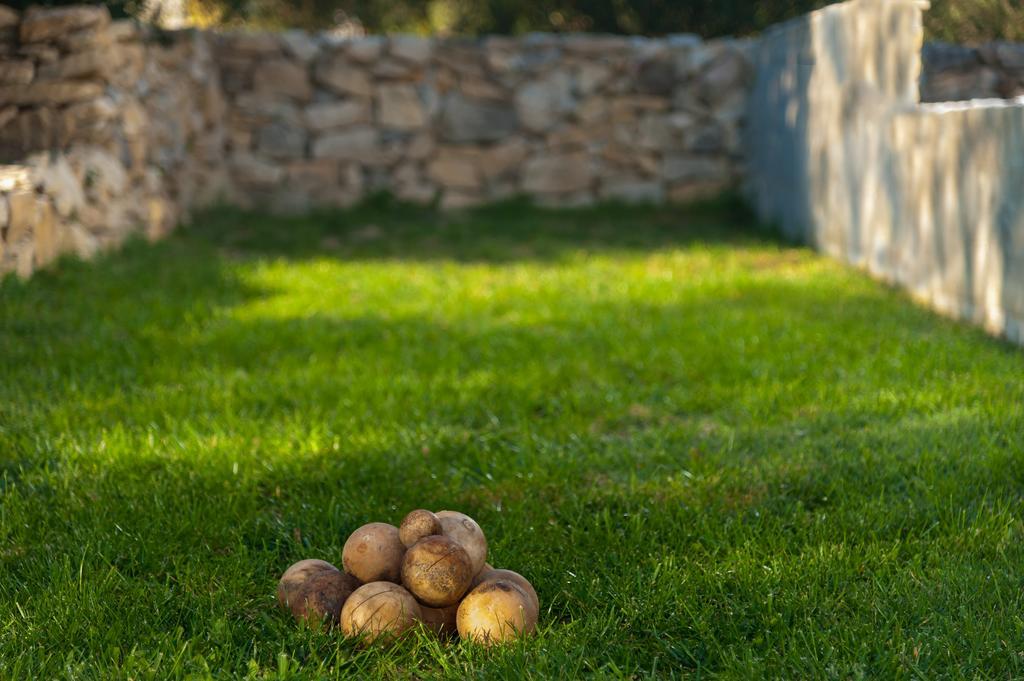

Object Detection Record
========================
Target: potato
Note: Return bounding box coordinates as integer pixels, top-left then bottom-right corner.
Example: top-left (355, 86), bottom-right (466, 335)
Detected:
top-left (476, 568), bottom-right (539, 617)
top-left (417, 602), bottom-right (459, 637)
top-left (276, 559), bottom-right (360, 627)
top-left (469, 562), bottom-right (495, 590)
top-left (401, 535), bottom-right (474, 607)
top-left (340, 581), bottom-right (422, 643)
top-left (342, 522), bottom-right (405, 583)
top-left (398, 509), bottom-right (442, 548)
top-left (435, 510), bottom-right (488, 575)
top-left (457, 579), bottom-right (537, 645)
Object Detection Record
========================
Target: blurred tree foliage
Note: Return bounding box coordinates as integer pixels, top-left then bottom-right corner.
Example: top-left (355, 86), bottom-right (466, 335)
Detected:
top-left (7, 0), bottom-right (1024, 42)
top-left (5, 0), bottom-right (137, 17)
top-left (183, 0), bottom-right (836, 35)
top-left (924, 0), bottom-right (1024, 43)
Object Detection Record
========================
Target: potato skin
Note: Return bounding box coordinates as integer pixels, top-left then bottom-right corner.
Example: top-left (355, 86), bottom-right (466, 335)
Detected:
top-left (277, 559), bottom-right (337, 608)
top-left (398, 509), bottom-right (442, 548)
top-left (401, 535), bottom-right (473, 607)
top-left (457, 579), bottom-right (537, 645)
top-left (417, 603), bottom-right (459, 637)
top-left (435, 510), bottom-right (488, 575)
top-left (340, 581), bottom-right (421, 643)
top-left (475, 568), bottom-right (539, 616)
top-left (277, 559), bottom-right (360, 626)
top-left (469, 562), bottom-right (495, 590)
top-left (342, 522), bottom-right (405, 583)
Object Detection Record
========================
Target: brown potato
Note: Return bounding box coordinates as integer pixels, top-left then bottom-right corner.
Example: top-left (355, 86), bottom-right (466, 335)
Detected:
top-left (469, 562), bottom-right (495, 590)
top-left (417, 602), bottom-right (459, 637)
top-left (342, 522), bottom-right (405, 583)
top-left (476, 568), bottom-right (539, 617)
top-left (435, 510), bottom-right (488, 575)
top-left (340, 581), bottom-right (422, 643)
top-left (401, 535), bottom-right (474, 607)
top-left (457, 579), bottom-right (537, 645)
top-left (398, 509), bottom-right (442, 548)
top-left (276, 559), bottom-right (360, 627)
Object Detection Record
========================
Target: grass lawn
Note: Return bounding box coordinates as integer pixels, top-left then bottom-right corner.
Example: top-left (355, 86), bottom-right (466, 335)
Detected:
top-left (2, 198), bottom-right (1023, 679)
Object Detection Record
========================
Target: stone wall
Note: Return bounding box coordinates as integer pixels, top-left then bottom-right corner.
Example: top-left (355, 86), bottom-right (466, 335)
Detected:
top-left (745, 0), bottom-right (1024, 345)
top-left (0, 4), bottom-right (226, 278)
top-left (214, 31), bottom-right (751, 211)
top-left (0, 7), bottom-right (754, 278)
top-left (921, 41), bottom-right (1024, 102)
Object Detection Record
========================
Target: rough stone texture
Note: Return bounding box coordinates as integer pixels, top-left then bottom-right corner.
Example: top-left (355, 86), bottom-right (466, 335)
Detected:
top-left (377, 83), bottom-right (426, 130)
top-left (0, 18), bottom-right (227, 279)
top-left (0, 59), bottom-right (32, 84)
top-left (439, 93), bottom-right (519, 143)
top-left (522, 152), bottom-right (591, 195)
top-left (253, 58), bottom-right (313, 101)
top-left (1, 12), bottom-right (752, 278)
top-left (20, 5), bottom-right (109, 43)
top-left (746, 0), bottom-right (1024, 346)
top-left (0, 81), bottom-right (103, 105)
top-left (921, 41), bottom-right (1024, 102)
top-left (303, 100), bottom-right (369, 131)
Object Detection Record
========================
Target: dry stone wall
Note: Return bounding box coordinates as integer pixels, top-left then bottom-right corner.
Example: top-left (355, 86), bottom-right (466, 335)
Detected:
top-left (745, 0), bottom-right (1024, 345)
top-left (0, 4), bottom-right (226, 278)
top-left (0, 6), bottom-right (754, 279)
top-left (921, 41), bottom-right (1024, 102)
top-left (215, 31), bottom-right (751, 211)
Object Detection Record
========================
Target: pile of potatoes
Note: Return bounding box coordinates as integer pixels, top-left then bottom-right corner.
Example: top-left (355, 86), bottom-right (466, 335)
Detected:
top-left (277, 509), bottom-right (539, 645)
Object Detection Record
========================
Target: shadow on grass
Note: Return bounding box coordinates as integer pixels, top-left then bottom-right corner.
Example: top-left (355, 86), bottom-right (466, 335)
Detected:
top-left (188, 194), bottom-right (769, 263)
top-left (2, 196), bottom-right (1024, 677)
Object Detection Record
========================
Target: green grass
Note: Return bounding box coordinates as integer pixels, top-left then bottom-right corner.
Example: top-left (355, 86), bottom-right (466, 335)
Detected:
top-left (2, 198), bottom-right (1023, 679)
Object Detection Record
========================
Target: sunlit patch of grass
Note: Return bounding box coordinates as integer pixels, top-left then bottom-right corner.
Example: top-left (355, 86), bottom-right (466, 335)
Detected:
top-left (1, 197), bottom-right (1023, 678)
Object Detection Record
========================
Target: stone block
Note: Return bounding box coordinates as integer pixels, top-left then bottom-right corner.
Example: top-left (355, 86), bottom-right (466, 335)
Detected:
top-left (515, 71), bottom-right (574, 133)
top-left (315, 56), bottom-right (372, 97)
top-left (389, 35), bottom-right (432, 65)
top-left (635, 57), bottom-right (676, 96)
top-left (0, 60), bottom-right (33, 85)
top-left (57, 24), bottom-right (114, 52)
top-left (428, 149), bottom-right (481, 190)
top-left (312, 126), bottom-right (379, 162)
top-left (286, 159), bottom-right (338, 188)
top-left (33, 155), bottom-right (85, 219)
top-left (344, 36), bottom-right (384, 63)
top-left (36, 49), bottom-right (109, 81)
top-left (0, 5), bottom-right (17, 29)
top-left (221, 31), bottom-right (280, 57)
top-left (254, 58), bottom-right (313, 102)
top-left (440, 93), bottom-right (519, 143)
top-left (521, 152), bottom-right (591, 195)
top-left (304, 99), bottom-right (370, 131)
top-left (20, 5), bottom-right (109, 43)
top-left (479, 138), bottom-right (528, 180)
top-left (6, 190), bottom-right (36, 243)
top-left (377, 83), bottom-right (426, 130)
top-left (33, 199), bottom-right (58, 268)
top-left (230, 151), bottom-right (284, 186)
top-left (281, 29), bottom-right (320, 62)
top-left (0, 81), bottom-right (103, 106)
top-left (257, 121), bottom-right (308, 159)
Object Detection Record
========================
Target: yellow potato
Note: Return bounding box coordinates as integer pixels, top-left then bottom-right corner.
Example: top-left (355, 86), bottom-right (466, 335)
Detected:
top-left (342, 522), bottom-right (405, 583)
top-left (401, 535), bottom-right (474, 607)
top-left (398, 509), bottom-right (442, 548)
top-left (457, 579), bottom-right (537, 645)
top-left (435, 510), bottom-right (488, 575)
top-left (340, 581), bottom-right (421, 643)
